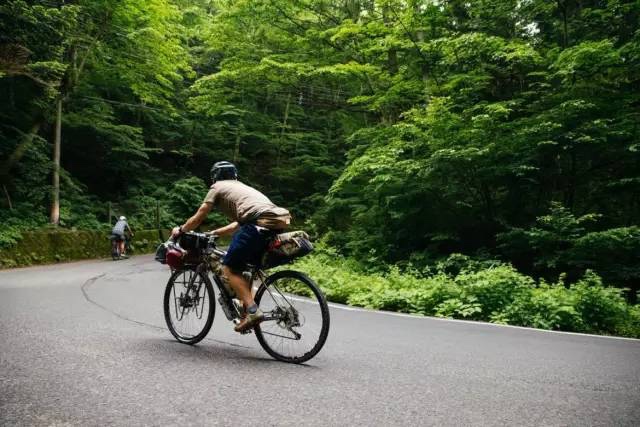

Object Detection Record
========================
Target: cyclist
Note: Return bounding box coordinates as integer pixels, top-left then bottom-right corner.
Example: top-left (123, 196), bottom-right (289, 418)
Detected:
top-left (171, 161), bottom-right (291, 333)
top-left (111, 216), bottom-right (134, 259)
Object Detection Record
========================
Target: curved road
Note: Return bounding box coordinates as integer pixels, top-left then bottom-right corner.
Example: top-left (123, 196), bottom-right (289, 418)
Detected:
top-left (1, 256), bottom-right (639, 426)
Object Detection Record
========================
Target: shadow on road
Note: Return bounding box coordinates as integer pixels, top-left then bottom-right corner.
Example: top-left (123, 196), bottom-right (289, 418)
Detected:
top-left (135, 338), bottom-right (322, 369)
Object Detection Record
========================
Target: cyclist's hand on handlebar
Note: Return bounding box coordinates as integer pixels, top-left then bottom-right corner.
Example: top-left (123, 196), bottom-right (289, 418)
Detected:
top-left (170, 226), bottom-right (181, 240)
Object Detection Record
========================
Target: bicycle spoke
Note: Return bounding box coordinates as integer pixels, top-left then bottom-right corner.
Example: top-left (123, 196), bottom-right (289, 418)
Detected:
top-left (255, 272), bottom-right (329, 362)
top-left (260, 330), bottom-right (300, 340)
top-left (165, 270), bottom-right (214, 342)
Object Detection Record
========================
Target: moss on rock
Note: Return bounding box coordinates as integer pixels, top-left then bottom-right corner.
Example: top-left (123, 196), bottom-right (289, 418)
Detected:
top-left (0, 229), bottom-right (167, 269)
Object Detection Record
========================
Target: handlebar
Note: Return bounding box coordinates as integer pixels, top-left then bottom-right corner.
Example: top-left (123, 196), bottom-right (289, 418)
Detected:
top-left (167, 230), bottom-right (219, 247)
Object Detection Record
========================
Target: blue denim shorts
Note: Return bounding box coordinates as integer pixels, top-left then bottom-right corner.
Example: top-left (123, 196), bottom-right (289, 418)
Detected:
top-left (222, 224), bottom-right (272, 272)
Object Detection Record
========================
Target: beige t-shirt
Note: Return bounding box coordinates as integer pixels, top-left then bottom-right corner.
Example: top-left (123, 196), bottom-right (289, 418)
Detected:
top-left (203, 180), bottom-right (290, 227)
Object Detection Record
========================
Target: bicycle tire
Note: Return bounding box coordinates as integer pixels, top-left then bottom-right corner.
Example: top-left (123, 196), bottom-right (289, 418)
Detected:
top-left (163, 269), bottom-right (215, 345)
top-left (254, 270), bottom-right (330, 363)
top-left (111, 240), bottom-right (120, 260)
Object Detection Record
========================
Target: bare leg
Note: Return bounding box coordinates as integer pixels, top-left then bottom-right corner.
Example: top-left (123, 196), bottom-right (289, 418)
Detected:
top-left (119, 240), bottom-right (125, 255)
top-left (223, 266), bottom-right (254, 309)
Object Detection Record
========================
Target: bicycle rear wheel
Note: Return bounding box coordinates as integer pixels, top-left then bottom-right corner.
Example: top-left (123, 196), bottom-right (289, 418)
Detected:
top-left (254, 270), bottom-right (330, 363)
top-left (163, 269), bottom-right (215, 344)
top-left (111, 240), bottom-right (120, 260)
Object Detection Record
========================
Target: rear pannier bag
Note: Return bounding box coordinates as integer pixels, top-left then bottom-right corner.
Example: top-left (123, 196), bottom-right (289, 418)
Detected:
top-left (262, 230), bottom-right (313, 269)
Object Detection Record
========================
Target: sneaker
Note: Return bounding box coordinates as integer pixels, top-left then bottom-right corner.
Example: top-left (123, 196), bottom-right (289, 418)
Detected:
top-left (234, 308), bottom-right (264, 333)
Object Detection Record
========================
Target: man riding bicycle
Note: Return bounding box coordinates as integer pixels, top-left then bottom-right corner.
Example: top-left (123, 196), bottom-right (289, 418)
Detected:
top-left (111, 216), bottom-right (134, 259)
top-left (171, 161), bottom-right (291, 333)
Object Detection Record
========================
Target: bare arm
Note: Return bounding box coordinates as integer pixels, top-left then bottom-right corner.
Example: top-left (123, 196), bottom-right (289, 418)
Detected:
top-left (211, 221), bottom-right (239, 237)
top-left (172, 203), bottom-right (212, 236)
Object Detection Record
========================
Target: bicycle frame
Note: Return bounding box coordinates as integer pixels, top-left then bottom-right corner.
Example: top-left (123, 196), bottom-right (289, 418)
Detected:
top-left (174, 232), bottom-right (301, 333)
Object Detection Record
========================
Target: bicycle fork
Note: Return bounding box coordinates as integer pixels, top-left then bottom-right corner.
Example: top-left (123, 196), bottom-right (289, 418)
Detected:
top-left (178, 268), bottom-right (206, 318)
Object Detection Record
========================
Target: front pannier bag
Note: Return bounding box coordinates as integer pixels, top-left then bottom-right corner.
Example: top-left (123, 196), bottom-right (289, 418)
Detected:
top-left (154, 232), bottom-right (208, 270)
top-left (262, 230), bottom-right (313, 269)
top-left (154, 243), bottom-right (168, 264)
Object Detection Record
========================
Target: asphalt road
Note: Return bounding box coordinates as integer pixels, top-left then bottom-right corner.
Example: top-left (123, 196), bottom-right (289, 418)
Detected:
top-left (1, 255), bottom-right (639, 426)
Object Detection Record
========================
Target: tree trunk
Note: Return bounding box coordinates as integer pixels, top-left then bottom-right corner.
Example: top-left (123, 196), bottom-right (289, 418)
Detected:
top-left (50, 98), bottom-right (62, 225)
top-left (383, 6), bottom-right (399, 75)
top-left (233, 127), bottom-right (242, 163)
top-left (2, 184), bottom-right (12, 210)
top-left (413, 1), bottom-right (429, 86)
top-left (345, 0), bottom-right (361, 21)
top-left (558, 0), bottom-right (569, 48)
top-left (382, 4), bottom-right (398, 123)
top-left (1, 122), bottom-right (41, 179)
top-left (276, 93), bottom-right (291, 168)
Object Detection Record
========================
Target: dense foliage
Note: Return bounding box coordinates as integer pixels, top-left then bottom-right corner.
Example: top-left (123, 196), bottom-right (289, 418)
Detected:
top-left (1, 1), bottom-right (639, 324)
top-left (291, 250), bottom-right (640, 338)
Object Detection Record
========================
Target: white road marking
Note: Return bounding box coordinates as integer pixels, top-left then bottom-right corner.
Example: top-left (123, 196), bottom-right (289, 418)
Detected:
top-left (287, 296), bottom-right (640, 342)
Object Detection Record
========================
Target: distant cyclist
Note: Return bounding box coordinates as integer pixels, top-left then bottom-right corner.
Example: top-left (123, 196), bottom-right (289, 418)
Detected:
top-left (111, 216), bottom-right (134, 259)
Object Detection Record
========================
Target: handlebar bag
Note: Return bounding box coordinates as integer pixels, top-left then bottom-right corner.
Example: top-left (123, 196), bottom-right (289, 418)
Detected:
top-left (177, 232), bottom-right (208, 252)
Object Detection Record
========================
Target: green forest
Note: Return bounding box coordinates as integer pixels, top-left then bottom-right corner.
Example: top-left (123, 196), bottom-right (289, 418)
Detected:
top-left (1, 0), bottom-right (639, 336)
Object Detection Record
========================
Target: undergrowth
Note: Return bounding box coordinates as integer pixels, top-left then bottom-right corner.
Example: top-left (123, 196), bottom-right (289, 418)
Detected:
top-left (290, 249), bottom-right (640, 338)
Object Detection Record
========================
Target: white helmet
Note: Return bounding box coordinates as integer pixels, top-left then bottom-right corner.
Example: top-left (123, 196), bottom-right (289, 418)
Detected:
top-left (119, 216), bottom-right (127, 221)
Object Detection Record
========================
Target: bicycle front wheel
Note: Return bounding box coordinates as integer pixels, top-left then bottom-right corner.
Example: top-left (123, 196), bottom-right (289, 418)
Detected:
top-left (255, 270), bottom-right (330, 363)
top-left (163, 269), bottom-right (215, 344)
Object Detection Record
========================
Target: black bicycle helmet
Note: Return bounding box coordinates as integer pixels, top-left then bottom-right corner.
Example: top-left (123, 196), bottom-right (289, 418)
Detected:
top-left (210, 161), bottom-right (238, 183)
